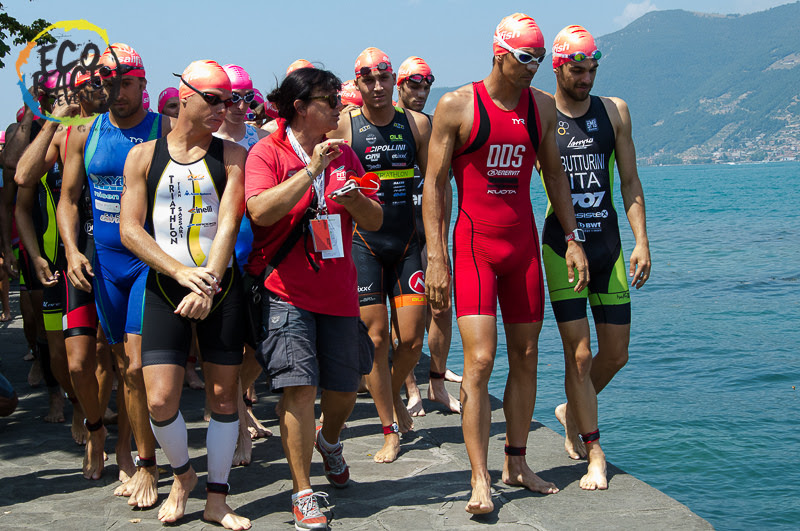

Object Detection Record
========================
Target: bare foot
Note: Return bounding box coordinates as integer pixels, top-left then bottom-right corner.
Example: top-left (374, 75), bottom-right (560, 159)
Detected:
top-left (232, 427), bottom-right (252, 466)
top-left (373, 433), bottom-right (400, 463)
top-left (466, 472), bottom-right (494, 514)
top-left (23, 348), bottom-right (35, 361)
top-left (44, 392), bottom-right (65, 423)
top-left (394, 395), bottom-right (414, 434)
top-left (204, 493), bottom-right (251, 530)
top-left (502, 457), bottom-right (559, 495)
top-left (115, 443), bottom-right (135, 485)
top-left (184, 367), bottom-right (205, 390)
top-left (245, 408), bottom-right (271, 439)
top-left (580, 447), bottom-right (608, 490)
top-left (444, 369), bottom-right (462, 383)
top-left (27, 359), bottom-right (43, 387)
top-left (127, 465), bottom-right (160, 508)
top-left (71, 403), bottom-right (87, 444)
top-left (555, 403), bottom-right (586, 460)
top-left (427, 378), bottom-right (461, 413)
top-left (406, 393), bottom-right (426, 417)
top-left (158, 467), bottom-right (197, 523)
top-left (0, 312), bottom-right (11, 322)
top-left (83, 427), bottom-right (107, 480)
top-left (103, 407), bottom-right (118, 425)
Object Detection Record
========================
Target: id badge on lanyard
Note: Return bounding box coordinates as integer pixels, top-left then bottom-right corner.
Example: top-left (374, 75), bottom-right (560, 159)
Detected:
top-left (287, 126), bottom-right (344, 260)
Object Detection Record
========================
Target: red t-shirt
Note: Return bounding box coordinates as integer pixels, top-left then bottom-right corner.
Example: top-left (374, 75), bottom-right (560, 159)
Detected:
top-left (244, 122), bottom-right (370, 316)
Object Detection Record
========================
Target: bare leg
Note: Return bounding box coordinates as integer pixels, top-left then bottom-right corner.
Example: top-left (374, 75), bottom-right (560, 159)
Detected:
top-left (458, 315), bottom-right (497, 514)
top-left (118, 335), bottom-right (159, 508)
top-left (403, 371), bottom-right (425, 417)
top-left (47, 330), bottom-right (85, 443)
top-left (20, 290), bottom-right (37, 356)
top-left (184, 330), bottom-right (204, 390)
top-left (500, 321), bottom-right (559, 495)
top-left (389, 303), bottom-right (425, 433)
top-left (280, 385), bottom-right (317, 493)
top-left (0, 265), bottom-right (10, 321)
top-left (427, 301), bottom-right (460, 414)
top-left (232, 381), bottom-right (252, 467)
top-left (240, 345), bottom-right (269, 438)
top-left (362, 304), bottom-right (400, 463)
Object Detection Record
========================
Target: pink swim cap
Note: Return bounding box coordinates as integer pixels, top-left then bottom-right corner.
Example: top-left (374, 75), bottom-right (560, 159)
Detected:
top-left (100, 43), bottom-right (146, 77)
top-left (142, 90), bottom-right (150, 110)
top-left (178, 60), bottom-right (232, 100)
top-left (340, 79), bottom-right (362, 106)
top-left (286, 59), bottom-right (314, 75)
top-left (355, 47), bottom-right (392, 77)
top-left (264, 100), bottom-right (279, 119)
top-left (252, 88), bottom-right (264, 105)
top-left (158, 87), bottom-right (179, 113)
top-left (396, 56), bottom-right (433, 86)
top-left (493, 13), bottom-right (544, 55)
top-left (552, 25), bottom-right (600, 69)
top-left (0, 131), bottom-right (5, 143)
top-left (16, 106), bottom-right (38, 122)
top-left (222, 64), bottom-right (253, 91)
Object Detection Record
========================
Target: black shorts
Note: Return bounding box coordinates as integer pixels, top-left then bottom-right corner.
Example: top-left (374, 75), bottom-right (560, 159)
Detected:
top-left (141, 268), bottom-right (245, 367)
top-left (63, 237), bottom-right (98, 338)
top-left (352, 230), bottom-right (426, 308)
top-left (256, 292), bottom-right (373, 393)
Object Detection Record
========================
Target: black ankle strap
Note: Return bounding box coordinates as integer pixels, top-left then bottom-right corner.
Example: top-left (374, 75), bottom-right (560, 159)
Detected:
top-left (504, 445), bottom-right (526, 456)
top-left (579, 429), bottom-right (600, 444)
top-left (206, 482), bottom-right (230, 495)
top-left (134, 455), bottom-right (157, 468)
top-left (429, 370), bottom-right (446, 379)
top-left (84, 418), bottom-right (103, 432)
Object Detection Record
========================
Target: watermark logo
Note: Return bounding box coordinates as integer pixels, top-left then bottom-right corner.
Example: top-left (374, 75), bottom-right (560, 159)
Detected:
top-left (15, 20), bottom-right (111, 126)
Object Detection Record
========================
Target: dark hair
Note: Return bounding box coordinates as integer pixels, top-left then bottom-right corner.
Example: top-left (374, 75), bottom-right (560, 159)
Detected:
top-left (267, 68), bottom-right (342, 123)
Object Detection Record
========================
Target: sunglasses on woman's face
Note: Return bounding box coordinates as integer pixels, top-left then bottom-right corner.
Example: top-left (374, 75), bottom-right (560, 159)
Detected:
top-left (308, 93), bottom-right (341, 109)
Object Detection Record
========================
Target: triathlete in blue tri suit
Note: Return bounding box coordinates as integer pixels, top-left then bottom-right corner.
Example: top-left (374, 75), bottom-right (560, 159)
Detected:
top-left (61, 43), bottom-right (168, 508)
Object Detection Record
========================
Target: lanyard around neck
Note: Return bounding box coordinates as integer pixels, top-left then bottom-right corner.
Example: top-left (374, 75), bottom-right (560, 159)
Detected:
top-left (286, 125), bottom-right (326, 212)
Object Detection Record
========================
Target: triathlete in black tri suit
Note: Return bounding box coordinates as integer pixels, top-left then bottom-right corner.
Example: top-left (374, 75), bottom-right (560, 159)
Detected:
top-left (328, 47), bottom-right (431, 464)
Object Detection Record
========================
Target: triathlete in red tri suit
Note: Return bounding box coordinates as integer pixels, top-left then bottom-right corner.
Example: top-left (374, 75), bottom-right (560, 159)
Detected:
top-left (424, 13), bottom-right (589, 514)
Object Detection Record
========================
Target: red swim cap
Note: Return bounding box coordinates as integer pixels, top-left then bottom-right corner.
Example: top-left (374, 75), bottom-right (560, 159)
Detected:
top-left (552, 25), bottom-right (599, 69)
top-left (396, 56), bottom-right (432, 86)
top-left (222, 64), bottom-right (253, 91)
top-left (264, 100), bottom-right (279, 119)
top-left (286, 59), bottom-right (314, 76)
top-left (340, 79), bottom-right (362, 106)
top-left (158, 87), bottom-right (179, 113)
top-left (493, 13), bottom-right (544, 55)
top-left (16, 106), bottom-right (38, 122)
top-left (100, 43), bottom-right (145, 77)
top-left (178, 60), bottom-right (232, 100)
top-left (355, 47), bottom-right (392, 78)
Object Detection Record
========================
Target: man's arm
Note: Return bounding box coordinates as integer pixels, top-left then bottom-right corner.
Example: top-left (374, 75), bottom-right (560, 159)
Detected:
top-left (119, 142), bottom-right (217, 298)
top-left (604, 96), bottom-right (650, 289)
top-left (15, 187), bottom-right (57, 286)
top-left (1, 123), bottom-right (24, 276)
top-left (204, 142), bottom-right (246, 277)
top-left (423, 91), bottom-right (465, 310)
top-left (534, 90), bottom-right (589, 292)
top-left (57, 124), bottom-right (93, 291)
top-left (16, 98), bottom-right (80, 188)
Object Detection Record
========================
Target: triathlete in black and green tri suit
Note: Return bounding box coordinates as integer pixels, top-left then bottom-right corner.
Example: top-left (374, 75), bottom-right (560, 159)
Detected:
top-left (542, 25), bottom-right (651, 492)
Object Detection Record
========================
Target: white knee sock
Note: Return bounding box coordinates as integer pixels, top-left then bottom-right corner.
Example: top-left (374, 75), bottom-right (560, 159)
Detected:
top-left (207, 411), bottom-right (239, 485)
top-left (150, 410), bottom-right (190, 470)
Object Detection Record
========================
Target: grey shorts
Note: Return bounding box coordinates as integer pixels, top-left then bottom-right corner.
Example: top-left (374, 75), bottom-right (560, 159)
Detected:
top-left (256, 292), bottom-right (374, 393)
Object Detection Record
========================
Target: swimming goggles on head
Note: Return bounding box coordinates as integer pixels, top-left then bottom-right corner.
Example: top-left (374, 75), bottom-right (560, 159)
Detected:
top-left (493, 35), bottom-right (546, 65)
top-left (553, 50), bottom-right (602, 62)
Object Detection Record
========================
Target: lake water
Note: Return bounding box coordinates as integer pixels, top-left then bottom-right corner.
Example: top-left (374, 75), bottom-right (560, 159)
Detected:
top-left (441, 161), bottom-right (800, 530)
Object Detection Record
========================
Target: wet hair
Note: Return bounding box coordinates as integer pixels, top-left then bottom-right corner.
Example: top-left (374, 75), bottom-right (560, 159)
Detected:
top-left (267, 68), bottom-right (341, 124)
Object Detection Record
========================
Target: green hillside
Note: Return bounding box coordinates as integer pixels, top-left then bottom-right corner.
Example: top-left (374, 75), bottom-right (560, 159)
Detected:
top-left (425, 3), bottom-right (800, 164)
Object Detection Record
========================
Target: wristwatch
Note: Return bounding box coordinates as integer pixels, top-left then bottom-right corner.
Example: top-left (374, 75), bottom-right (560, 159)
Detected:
top-left (565, 228), bottom-right (586, 243)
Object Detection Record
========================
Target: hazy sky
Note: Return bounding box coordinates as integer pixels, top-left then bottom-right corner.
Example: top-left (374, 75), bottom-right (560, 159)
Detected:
top-left (0, 0), bottom-right (793, 125)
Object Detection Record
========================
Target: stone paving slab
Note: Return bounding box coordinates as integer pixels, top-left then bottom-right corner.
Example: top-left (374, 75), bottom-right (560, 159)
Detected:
top-left (0, 291), bottom-right (712, 530)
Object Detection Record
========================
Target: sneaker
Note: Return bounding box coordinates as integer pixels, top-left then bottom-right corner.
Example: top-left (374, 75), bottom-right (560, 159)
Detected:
top-left (292, 490), bottom-right (328, 530)
top-left (315, 428), bottom-right (350, 488)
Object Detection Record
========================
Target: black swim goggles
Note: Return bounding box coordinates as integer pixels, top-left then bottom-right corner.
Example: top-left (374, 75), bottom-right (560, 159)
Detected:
top-left (406, 73), bottom-right (435, 85)
top-left (98, 64), bottom-right (144, 77)
top-left (173, 73), bottom-right (234, 107)
top-left (357, 62), bottom-right (390, 78)
top-left (493, 35), bottom-right (546, 65)
top-left (230, 91), bottom-right (256, 104)
top-left (307, 93), bottom-right (342, 109)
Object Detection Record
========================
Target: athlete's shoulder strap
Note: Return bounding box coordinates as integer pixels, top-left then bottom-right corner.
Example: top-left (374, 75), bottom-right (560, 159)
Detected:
top-left (457, 81), bottom-right (490, 157)
top-left (147, 113), bottom-right (161, 141)
top-left (83, 113), bottom-right (105, 174)
top-left (206, 136), bottom-right (227, 193)
top-left (525, 89), bottom-right (541, 154)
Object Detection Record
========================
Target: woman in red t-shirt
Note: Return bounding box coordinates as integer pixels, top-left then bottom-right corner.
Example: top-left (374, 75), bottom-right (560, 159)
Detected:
top-left (244, 67), bottom-right (382, 529)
